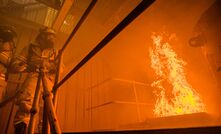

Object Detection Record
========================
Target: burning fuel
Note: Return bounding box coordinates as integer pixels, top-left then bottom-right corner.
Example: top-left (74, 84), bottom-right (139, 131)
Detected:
top-left (149, 33), bottom-right (206, 117)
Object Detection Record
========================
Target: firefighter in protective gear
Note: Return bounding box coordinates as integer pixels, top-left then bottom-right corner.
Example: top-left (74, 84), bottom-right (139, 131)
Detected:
top-left (0, 25), bottom-right (16, 101)
top-left (12, 27), bottom-right (58, 134)
top-left (189, 0), bottom-right (221, 72)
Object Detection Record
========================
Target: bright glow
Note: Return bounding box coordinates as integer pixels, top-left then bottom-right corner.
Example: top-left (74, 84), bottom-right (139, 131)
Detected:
top-left (149, 33), bottom-right (206, 117)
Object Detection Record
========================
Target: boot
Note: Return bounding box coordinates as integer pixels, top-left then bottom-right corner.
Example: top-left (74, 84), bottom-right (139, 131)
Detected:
top-left (14, 122), bottom-right (27, 134)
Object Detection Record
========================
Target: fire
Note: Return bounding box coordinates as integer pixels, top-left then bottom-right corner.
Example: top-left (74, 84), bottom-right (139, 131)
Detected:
top-left (149, 33), bottom-right (206, 117)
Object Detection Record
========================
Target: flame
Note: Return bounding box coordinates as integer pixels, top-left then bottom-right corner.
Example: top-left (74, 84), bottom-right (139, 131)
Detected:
top-left (149, 33), bottom-right (206, 117)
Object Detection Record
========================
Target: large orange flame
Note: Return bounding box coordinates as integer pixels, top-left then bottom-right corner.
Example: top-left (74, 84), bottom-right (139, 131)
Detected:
top-left (149, 33), bottom-right (206, 117)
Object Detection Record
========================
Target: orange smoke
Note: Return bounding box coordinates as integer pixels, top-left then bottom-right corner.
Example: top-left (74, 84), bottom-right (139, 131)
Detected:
top-left (149, 33), bottom-right (206, 117)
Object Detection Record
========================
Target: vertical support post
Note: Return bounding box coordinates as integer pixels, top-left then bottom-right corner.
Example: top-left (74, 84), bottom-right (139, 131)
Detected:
top-left (42, 72), bottom-right (61, 134)
top-left (42, 101), bottom-right (50, 134)
top-left (27, 74), bottom-right (42, 134)
top-left (133, 81), bottom-right (141, 122)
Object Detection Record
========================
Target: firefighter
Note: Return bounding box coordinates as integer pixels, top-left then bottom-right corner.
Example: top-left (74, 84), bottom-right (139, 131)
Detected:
top-left (0, 25), bottom-right (16, 101)
top-left (12, 27), bottom-right (58, 134)
top-left (189, 0), bottom-right (221, 72)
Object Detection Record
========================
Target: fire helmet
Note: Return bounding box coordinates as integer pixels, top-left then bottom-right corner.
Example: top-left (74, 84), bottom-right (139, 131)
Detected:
top-left (39, 27), bottom-right (56, 35)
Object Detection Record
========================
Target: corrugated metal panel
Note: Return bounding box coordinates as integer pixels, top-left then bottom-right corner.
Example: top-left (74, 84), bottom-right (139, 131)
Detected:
top-left (56, 55), bottom-right (154, 132)
top-left (1, 0), bottom-right (58, 27)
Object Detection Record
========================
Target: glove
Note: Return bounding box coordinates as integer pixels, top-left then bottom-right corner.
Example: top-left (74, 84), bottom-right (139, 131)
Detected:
top-left (11, 62), bottom-right (27, 72)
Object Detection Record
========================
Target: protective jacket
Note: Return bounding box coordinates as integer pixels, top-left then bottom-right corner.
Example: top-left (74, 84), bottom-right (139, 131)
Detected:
top-left (13, 42), bottom-right (57, 125)
top-left (0, 40), bottom-right (14, 101)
